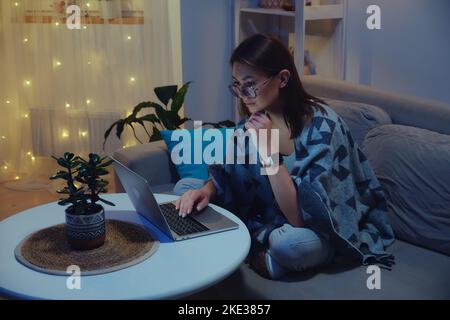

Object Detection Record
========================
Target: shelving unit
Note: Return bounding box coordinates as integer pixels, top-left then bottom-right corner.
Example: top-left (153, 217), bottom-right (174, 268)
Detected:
top-left (233, 0), bottom-right (347, 80)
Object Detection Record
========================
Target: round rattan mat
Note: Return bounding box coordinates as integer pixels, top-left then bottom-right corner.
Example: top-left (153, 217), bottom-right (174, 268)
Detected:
top-left (15, 219), bottom-right (159, 276)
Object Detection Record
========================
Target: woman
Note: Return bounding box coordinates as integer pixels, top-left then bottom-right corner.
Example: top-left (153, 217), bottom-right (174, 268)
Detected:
top-left (175, 34), bottom-right (395, 279)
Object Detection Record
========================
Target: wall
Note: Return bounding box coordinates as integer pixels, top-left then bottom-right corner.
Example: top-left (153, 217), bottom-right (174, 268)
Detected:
top-left (180, 0), bottom-right (234, 125)
top-left (345, 0), bottom-right (450, 104)
top-left (178, 0), bottom-right (450, 124)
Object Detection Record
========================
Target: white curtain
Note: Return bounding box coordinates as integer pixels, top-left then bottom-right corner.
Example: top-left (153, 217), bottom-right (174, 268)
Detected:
top-left (0, 0), bottom-right (182, 188)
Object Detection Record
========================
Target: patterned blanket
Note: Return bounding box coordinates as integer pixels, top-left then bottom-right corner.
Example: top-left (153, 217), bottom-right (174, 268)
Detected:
top-left (208, 103), bottom-right (395, 269)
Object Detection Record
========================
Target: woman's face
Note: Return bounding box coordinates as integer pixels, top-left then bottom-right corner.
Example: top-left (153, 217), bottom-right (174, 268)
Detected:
top-left (231, 62), bottom-right (281, 114)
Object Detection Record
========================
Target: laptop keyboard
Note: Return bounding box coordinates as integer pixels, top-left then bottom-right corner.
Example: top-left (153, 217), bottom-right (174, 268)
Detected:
top-left (159, 202), bottom-right (209, 236)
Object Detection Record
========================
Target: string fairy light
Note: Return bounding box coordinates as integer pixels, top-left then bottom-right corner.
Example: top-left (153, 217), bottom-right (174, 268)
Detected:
top-left (65, 103), bottom-right (70, 108)
top-left (127, 35), bottom-right (132, 40)
top-left (62, 130), bottom-right (69, 138)
top-left (129, 77), bottom-right (136, 83)
top-left (6, 100), bottom-right (11, 104)
top-left (24, 80), bottom-right (31, 86)
top-left (1, 136), bottom-right (6, 140)
top-left (14, 2), bottom-right (19, 7)
top-left (15, 176), bottom-right (20, 180)
top-left (23, 38), bottom-right (28, 43)
top-left (86, 99), bottom-right (91, 105)
top-left (79, 130), bottom-right (88, 137)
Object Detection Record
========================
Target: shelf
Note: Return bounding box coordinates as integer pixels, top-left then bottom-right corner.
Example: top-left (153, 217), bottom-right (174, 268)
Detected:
top-left (305, 4), bottom-right (344, 20)
top-left (240, 4), bottom-right (344, 21)
top-left (240, 7), bottom-right (295, 17)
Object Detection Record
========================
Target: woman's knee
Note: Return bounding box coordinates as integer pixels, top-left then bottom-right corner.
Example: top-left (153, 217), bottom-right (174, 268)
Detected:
top-left (173, 178), bottom-right (205, 196)
top-left (268, 224), bottom-right (332, 270)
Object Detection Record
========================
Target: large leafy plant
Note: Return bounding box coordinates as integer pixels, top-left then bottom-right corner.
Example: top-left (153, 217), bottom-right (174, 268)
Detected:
top-left (50, 152), bottom-right (115, 215)
top-left (103, 82), bottom-right (236, 148)
top-left (103, 83), bottom-right (192, 147)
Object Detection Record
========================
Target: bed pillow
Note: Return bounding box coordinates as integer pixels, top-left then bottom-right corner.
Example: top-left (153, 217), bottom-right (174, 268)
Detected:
top-left (363, 124), bottom-right (450, 256)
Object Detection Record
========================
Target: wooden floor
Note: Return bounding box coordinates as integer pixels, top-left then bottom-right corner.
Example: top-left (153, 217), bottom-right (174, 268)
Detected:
top-left (0, 173), bottom-right (117, 221)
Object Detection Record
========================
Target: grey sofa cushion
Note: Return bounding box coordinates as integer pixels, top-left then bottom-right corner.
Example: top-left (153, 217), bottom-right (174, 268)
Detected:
top-left (201, 240), bottom-right (450, 299)
top-left (324, 98), bottom-right (392, 147)
top-left (363, 125), bottom-right (450, 256)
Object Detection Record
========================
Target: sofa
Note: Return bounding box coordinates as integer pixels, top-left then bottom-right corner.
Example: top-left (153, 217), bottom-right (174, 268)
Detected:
top-left (113, 76), bottom-right (450, 299)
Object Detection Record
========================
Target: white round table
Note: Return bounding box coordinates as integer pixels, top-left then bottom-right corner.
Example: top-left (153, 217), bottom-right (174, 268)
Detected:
top-left (0, 193), bottom-right (250, 300)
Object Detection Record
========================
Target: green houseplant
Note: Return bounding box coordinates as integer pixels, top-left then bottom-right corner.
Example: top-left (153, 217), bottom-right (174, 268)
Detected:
top-left (103, 82), bottom-right (235, 147)
top-left (50, 152), bottom-right (115, 250)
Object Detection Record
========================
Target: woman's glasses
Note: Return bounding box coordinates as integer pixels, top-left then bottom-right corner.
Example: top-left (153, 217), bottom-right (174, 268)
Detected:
top-left (228, 76), bottom-right (273, 99)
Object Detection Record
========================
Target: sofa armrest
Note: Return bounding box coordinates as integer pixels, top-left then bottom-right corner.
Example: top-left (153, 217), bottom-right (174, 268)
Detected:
top-left (113, 141), bottom-right (179, 192)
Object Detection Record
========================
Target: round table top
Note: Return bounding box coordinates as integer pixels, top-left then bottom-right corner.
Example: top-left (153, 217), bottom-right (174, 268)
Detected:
top-left (0, 193), bottom-right (250, 300)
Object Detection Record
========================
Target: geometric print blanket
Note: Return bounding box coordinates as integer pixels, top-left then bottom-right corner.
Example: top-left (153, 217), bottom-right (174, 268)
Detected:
top-left (209, 103), bottom-right (395, 269)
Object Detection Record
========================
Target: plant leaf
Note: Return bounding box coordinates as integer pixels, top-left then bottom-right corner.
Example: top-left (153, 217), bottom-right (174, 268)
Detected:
top-left (154, 85), bottom-right (178, 106)
top-left (116, 120), bottom-right (126, 139)
top-left (98, 197), bottom-right (115, 206)
top-left (150, 126), bottom-right (162, 142)
top-left (170, 82), bottom-right (191, 113)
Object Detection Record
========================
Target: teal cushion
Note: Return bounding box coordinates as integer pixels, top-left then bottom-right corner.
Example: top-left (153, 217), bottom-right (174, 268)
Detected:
top-left (161, 128), bottom-right (231, 180)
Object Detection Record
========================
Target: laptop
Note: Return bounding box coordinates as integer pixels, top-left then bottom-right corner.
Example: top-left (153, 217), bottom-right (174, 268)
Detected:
top-left (111, 157), bottom-right (239, 241)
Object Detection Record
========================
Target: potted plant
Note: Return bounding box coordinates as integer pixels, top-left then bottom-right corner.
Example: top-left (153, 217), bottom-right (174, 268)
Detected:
top-left (50, 152), bottom-right (115, 250)
top-left (103, 82), bottom-right (235, 147)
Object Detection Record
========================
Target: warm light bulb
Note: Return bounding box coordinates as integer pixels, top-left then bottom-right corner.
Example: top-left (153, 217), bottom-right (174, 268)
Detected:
top-left (1, 136), bottom-right (5, 140)
top-left (62, 130), bottom-right (69, 138)
top-left (24, 80), bottom-right (31, 86)
top-left (55, 60), bottom-right (62, 67)
top-left (6, 100), bottom-right (11, 104)
top-left (15, 176), bottom-right (20, 180)
top-left (23, 38), bottom-right (28, 43)
top-left (65, 103), bottom-right (70, 108)
top-left (31, 156), bottom-right (36, 161)
top-left (127, 35), bottom-right (132, 40)
top-left (23, 114), bottom-right (29, 118)
top-left (83, 25), bottom-right (87, 30)
top-left (55, 22), bottom-right (60, 26)
top-left (27, 151), bottom-right (32, 156)
top-left (87, 61), bottom-right (92, 65)
top-left (3, 166), bottom-right (7, 170)
top-left (14, 2), bottom-right (19, 7)
top-left (79, 131), bottom-right (88, 137)
top-left (86, 99), bottom-right (91, 105)
top-left (130, 77), bottom-right (136, 83)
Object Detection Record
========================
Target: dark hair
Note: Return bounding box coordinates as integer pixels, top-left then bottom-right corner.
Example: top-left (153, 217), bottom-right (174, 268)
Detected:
top-left (230, 34), bottom-right (327, 138)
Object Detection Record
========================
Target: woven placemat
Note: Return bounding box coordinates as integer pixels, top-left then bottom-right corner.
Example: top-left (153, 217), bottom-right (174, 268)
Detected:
top-left (15, 219), bottom-right (159, 276)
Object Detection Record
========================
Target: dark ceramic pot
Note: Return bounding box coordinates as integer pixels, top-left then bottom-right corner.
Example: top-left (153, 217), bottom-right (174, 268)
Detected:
top-left (65, 206), bottom-right (106, 250)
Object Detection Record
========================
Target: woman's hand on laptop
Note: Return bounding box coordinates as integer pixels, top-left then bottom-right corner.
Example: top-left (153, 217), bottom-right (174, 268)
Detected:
top-left (176, 181), bottom-right (216, 218)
